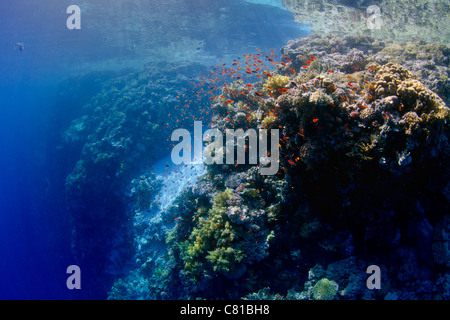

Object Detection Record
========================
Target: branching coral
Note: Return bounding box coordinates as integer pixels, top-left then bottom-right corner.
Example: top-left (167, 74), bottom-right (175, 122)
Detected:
top-left (178, 189), bottom-right (247, 280)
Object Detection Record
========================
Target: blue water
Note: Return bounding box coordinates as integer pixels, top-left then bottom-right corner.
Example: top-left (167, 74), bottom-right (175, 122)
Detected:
top-left (0, 0), bottom-right (308, 299)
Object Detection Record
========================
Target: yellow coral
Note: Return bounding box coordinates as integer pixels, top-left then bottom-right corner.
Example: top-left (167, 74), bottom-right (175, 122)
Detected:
top-left (263, 74), bottom-right (289, 96)
top-left (373, 63), bottom-right (449, 121)
top-left (309, 90), bottom-right (333, 106)
top-left (261, 113), bottom-right (278, 129)
top-left (179, 189), bottom-right (248, 279)
top-left (311, 278), bottom-right (339, 300)
top-left (399, 111), bottom-right (423, 135)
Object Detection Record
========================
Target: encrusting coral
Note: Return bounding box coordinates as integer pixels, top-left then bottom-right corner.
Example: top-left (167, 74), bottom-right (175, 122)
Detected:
top-left (311, 278), bottom-right (339, 300)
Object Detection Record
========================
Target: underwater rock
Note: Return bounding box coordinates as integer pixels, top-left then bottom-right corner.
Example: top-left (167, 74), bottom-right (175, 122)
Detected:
top-left (223, 262), bottom-right (247, 280)
top-left (432, 215), bottom-right (450, 268)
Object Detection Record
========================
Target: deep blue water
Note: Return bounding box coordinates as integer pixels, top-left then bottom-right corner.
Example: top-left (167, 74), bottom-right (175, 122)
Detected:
top-left (0, 0), bottom-right (308, 299)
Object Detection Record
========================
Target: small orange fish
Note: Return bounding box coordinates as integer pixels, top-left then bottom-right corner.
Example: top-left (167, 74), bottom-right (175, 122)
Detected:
top-left (327, 69), bottom-right (334, 73)
top-left (310, 55), bottom-right (317, 60)
top-left (302, 66), bottom-right (309, 69)
top-left (312, 118), bottom-right (319, 123)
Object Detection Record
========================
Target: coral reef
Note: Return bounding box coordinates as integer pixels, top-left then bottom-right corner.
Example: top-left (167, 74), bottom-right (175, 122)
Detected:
top-left (263, 74), bottom-right (290, 97)
top-left (90, 34), bottom-right (450, 300)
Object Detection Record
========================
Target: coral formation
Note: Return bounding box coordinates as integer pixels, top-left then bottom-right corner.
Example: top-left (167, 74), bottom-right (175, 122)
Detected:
top-left (311, 278), bottom-right (339, 300)
top-left (61, 34), bottom-right (448, 300)
top-left (263, 74), bottom-right (290, 97)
